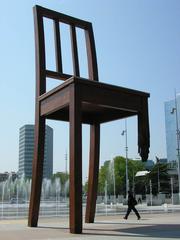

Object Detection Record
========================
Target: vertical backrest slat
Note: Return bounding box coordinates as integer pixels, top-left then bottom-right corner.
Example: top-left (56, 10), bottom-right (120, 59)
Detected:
top-left (53, 20), bottom-right (63, 73)
top-left (85, 24), bottom-right (99, 81)
top-left (70, 25), bottom-right (80, 77)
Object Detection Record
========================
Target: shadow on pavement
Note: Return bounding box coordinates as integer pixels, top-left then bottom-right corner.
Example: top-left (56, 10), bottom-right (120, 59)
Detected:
top-left (38, 221), bottom-right (180, 238)
top-left (84, 223), bottom-right (180, 238)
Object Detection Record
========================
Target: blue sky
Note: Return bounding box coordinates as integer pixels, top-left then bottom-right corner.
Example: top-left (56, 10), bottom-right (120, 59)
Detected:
top-left (0, 0), bottom-right (180, 181)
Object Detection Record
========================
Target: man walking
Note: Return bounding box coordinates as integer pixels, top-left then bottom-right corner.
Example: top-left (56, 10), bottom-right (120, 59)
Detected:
top-left (124, 191), bottom-right (141, 220)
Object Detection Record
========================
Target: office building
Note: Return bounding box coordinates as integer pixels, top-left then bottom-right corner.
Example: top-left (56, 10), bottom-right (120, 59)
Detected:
top-left (164, 94), bottom-right (180, 162)
top-left (18, 124), bottom-right (53, 178)
top-left (0, 172), bottom-right (17, 182)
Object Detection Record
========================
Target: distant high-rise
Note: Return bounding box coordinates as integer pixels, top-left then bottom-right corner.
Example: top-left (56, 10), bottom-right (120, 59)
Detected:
top-left (18, 124), bottom-right (53, 178)
top-left (164, 94), bottom-right (180, 162)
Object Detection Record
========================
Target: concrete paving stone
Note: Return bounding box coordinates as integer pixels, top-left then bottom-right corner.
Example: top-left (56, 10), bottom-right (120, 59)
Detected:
top-left (0, 212), bottom-right (180, 240)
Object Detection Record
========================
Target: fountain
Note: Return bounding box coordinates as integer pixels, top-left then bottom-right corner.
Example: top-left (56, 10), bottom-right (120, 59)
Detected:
top-left (54, 178), bottom-right (61, 216)
top-left (16, 184), bottom-right (19, 217)
top-left (104, 180), bottom-right (108, 216)
top-left (1, 181), bottom-right (5, 219)
top-left (108, 158), bottom-right (116, 204)
top-left (64, 179), bottom-right (69, 203)
top-left (0, 174), bottom-right (67, 219)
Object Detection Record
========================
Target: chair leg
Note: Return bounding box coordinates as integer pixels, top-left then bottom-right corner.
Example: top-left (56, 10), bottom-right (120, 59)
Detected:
top-left (28, 116), bottom-right (45, 227)
top-left (69, 86), bottom-right (82, 233)
top-left (138, 98), bottom-right (150, 161)
top-left (85, 124), bottom-right (100, 223)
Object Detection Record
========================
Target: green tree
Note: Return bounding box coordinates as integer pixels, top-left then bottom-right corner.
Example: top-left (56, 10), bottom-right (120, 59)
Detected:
top-left (128, 159), bottom-right (146, 194)
top-left (97, 156), bottom-right (145, 196)
top-left (145, 163), bottom-right (170, 195)
top-left (52, 172), bottom-right (69, 196)
top-left (98, 160), bottom-right (111, 195)
top-left (52, 172), bottom-right (69, 185)
top-left (84, 158), bottom-right (173, 197)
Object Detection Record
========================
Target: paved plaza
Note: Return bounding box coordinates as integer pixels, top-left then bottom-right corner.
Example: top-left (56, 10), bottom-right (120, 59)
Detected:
top-left (0, 211), bottom-right (180, 240)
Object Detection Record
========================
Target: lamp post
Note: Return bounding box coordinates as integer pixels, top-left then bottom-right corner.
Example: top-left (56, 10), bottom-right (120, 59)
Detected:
top-left (150, 179), bottom-right (152, 206)
top-left (65, 150), bottom-right (68, 174)
top-left (171, 177), bottom-right (174, 205)
top-left (171, 90), bottom-right (180, 202)
top-left (122, 119), bottom-right (129, 199)
top-left (112, 158), bottom-right (116, 204)
top-left (156, 156), bottom-right (160, 194)
top-left (132, 169), bottom-right (135, 194)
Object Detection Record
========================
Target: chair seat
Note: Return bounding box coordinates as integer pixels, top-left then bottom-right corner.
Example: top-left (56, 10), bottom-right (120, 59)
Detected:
top-left (39, 76), bottom-right (149, 124)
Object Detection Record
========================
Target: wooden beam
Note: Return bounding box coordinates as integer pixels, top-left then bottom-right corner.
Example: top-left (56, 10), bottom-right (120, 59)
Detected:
top-left (40, 87), bottom-right (69, 116)
top-left (54, 20), bottom-right (63, 73)
top-left (85, 24), bottom-right (98, 81)
top-left (70, 25), bottom-right (80, 77)
top-left (80, 84), bottom-right (142, 112)
top-left (28, 114), bottom-right (45, 227)
top-left (138, 97), bottom-right (150, 161)
top-left (85, 124), bottom-right (100, 223)
top-left (46, 70), bottom-right (72, 80)
top-left (34, 5), bottom-right (90, 29)
top-left (69, 84), bottom-right (82, 233)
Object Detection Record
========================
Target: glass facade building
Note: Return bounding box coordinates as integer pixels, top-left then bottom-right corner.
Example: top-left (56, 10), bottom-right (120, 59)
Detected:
top-left (164, 94), bottom-right (180, 162)
top-left (18, 124), bottom-right (53, 178)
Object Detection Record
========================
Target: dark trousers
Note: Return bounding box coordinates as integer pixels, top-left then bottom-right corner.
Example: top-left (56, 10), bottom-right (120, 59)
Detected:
top-left (125, 205), bottom-right (140, 219)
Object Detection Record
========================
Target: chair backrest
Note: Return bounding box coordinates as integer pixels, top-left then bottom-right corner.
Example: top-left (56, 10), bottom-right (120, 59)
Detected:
top-left (33, 5), bottom-right (99, 96)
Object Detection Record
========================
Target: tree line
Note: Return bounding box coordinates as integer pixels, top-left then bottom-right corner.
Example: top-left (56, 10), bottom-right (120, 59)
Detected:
top-left (53, 156), bottom-right (178, 197)
top-left (84, 156), bottom-right (178, 196)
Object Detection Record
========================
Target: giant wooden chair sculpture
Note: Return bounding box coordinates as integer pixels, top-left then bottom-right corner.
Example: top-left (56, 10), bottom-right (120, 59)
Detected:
top-left (28, 5), bottom-right (150, 234)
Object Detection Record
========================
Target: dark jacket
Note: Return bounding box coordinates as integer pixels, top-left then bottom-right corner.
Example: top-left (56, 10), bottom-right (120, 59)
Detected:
top-left (127, 193), bottom-right (137, 207)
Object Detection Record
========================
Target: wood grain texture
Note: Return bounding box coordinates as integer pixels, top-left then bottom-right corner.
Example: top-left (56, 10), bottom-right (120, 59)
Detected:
top-left (85, 24), bottom-right (99, 81)
top-left (70, 25), bottom-right (80, 77)
top-left (69, 84), bottom-right (82, 233)
top-left (28, 114), bottom-right (45, 227)
top-left (54, 20), bottom-right (63, 73)
top-left (85, 124), bottom-right (100, 223)
top-left (29, 5), bottom-right (150, 234)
